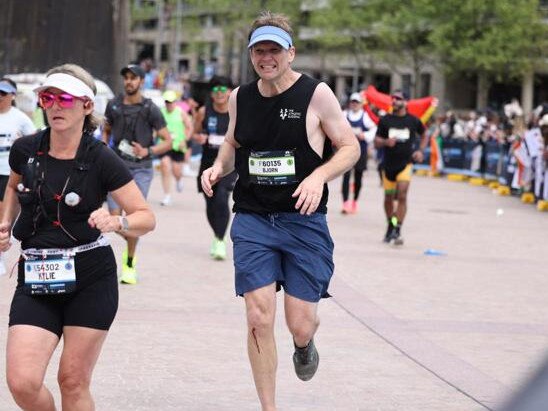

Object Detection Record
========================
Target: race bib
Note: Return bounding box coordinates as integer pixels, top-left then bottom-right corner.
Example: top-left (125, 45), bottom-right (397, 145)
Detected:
top-left (24, 253), bottom-right (76, 295)
top-left (388, 128), bottom-right (410, 142)
top-left (248, 150), bottom-right (297, 185)
top-left (118, 139), bottom-right (137, 158)
top-left (0, 133), bottom-right (14, 153)
top-left (208, 134), bottom-right (225, 147)
top-left (352, 127), bottom-right (362, 136)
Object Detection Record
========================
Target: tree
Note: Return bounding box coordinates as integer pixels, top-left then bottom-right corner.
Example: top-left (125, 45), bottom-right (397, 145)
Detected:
top-left (307, 0), bottom-right (377, 92)
top-left (369, 0), bottom-right (437, 98)
top-left (183, 0), bottom-right (302, 83)
top-left (425, 0), bottom-right (548, 108)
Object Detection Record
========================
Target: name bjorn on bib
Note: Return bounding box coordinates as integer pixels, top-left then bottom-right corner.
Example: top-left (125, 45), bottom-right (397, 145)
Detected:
top-left (249, 150), bottom-right (298, 185)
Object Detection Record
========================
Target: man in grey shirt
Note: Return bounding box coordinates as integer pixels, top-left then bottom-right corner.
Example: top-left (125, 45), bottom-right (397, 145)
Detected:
top-left (102, 64), bottom-right (172, 285)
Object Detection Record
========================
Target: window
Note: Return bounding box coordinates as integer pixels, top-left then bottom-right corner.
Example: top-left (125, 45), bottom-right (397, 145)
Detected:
top-left (402, 74), bottom-right (412, 97)
top-left (420, 73), bottom-right (431, 97)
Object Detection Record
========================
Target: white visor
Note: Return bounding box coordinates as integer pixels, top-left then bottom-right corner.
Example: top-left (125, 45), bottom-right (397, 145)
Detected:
top-left (34, 73), bottom-right (95, 101)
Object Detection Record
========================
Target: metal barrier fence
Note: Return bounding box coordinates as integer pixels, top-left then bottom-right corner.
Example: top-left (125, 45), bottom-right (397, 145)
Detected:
top-left (411, 138), bottom-right (548, 211)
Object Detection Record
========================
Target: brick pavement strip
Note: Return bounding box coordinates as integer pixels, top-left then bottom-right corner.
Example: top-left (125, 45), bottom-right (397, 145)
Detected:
top-left (0, 170), bottom-right (547, 410)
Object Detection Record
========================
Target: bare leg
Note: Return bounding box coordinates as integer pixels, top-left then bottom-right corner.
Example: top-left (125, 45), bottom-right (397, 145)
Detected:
top-left (383, 192), bottom-right (395, 220)
top-left (160, 156), bottom-right (172, 196)
top-left (244, 283), bottom-right (277, 411)
top-left (58, 326), bottom-right (108, 411)
top-left (395, 182), bottom-right (410, 224)
top-left (6, 325), bottom-right (60, 411)
top-left (284, 294), bottom-right (319, 348)
top-left (127, 237), bottom-right (139, 260)
top-left (172, 160), bottom-right (183, 182)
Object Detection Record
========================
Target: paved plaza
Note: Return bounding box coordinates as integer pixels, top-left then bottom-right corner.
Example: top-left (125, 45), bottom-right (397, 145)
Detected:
top-left (0, 168), bottom-right (547, 411)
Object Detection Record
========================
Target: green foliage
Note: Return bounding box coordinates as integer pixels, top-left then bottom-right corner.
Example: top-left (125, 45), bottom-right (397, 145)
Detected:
top-left (184, 0), bottom-right (302, 40)
top-left (426, 0), bottom-right (548, 80)
top-left (308, 0), bottom-right (376, 50)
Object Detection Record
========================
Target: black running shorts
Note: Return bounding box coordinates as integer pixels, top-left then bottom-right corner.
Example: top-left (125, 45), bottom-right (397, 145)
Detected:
top-left (8, 246), bottom-right (119, 338)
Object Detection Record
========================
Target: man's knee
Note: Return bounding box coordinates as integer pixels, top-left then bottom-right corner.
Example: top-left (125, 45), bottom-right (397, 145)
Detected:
top-left (7, 369), bottom-right (43, 405)
top-left (287, 316), bottom-right (318, 343)
top-left (246, 302), bottom-right (275, 336)
top-left (58, 370), bottom-right (90, 398)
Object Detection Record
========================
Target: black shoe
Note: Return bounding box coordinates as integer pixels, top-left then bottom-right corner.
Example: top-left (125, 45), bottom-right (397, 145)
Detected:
top-left (383, 223), bottom-right (395, 243)
top-left (391, 226), bottom-right (404, 245)
top-left (293, 339), bottom-right (319, 381)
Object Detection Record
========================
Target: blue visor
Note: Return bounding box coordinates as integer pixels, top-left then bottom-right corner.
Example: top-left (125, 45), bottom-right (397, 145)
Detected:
top-left (248, 26), bottom-right (292, 50)
top-left (0, 81), bottom-right (16, 94)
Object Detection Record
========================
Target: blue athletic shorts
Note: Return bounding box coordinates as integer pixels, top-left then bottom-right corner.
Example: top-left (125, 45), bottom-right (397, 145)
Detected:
top-left (107, 167), bottom-right (153, 211)
top-left (230, 212), bottom-right (335, 303)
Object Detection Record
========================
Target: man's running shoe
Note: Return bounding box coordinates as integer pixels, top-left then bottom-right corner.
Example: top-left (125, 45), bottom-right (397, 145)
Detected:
top-left (293, 339), bottom-right (319, 381)
top-left (351, 200), bottom-right (358, 214)
top-left (383, 223), bottom-right (395, 243)
top-left (212, 239), bottom-right (227, 260)
top-left (391, 226), bottom-right (404, 246)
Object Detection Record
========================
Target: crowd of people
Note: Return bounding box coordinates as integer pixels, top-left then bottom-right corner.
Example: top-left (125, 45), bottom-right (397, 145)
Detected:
top-left (0, 10), bottom-right (547, 411)
top-left (425, 101), bottom-right (548, 204)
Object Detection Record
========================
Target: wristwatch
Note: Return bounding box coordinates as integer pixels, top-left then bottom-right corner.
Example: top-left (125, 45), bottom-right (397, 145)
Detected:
top-left (118, 216), bottom-right (130, 232)
top-left (147, 147), bottom-right (154, 158)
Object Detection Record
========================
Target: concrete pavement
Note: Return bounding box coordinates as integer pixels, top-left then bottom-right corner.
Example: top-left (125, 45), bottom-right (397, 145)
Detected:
top-left (1, 168), bottom-right (547, 410)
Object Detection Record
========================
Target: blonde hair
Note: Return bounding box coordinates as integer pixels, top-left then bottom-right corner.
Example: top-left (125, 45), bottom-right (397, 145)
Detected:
top-left (248, 11), bottom-right (293, 40)
top-left (46, 64), bottom-right (102, 133)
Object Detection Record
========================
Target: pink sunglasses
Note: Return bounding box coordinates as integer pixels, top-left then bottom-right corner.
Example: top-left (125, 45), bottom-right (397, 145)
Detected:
top-left (38, 92), bottom-right (88, 109)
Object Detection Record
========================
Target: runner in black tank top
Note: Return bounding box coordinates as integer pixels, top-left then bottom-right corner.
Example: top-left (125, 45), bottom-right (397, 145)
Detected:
top-left (200, 12), bottom-right (360, 409)
top-left (193, 76), bottom-right (236, 260)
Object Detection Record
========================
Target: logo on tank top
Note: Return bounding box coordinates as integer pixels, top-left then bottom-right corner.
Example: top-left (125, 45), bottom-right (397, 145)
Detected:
top-left (280, 108), bottom-right (301, 120)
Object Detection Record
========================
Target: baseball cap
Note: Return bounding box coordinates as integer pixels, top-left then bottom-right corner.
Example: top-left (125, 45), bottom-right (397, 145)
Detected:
top-left (120, 64), bottom-right (145, 78)
top-left (350, 92), bottom-right (362, 103)
top-left (0, 80), bottom-right (17, 94)
top-left (391, 90), bottom-right (408, 100)
top-left (248, 25), bottom-right (292, 50)
top-left (33, 73), bottom-right (95, 101)
top-left (162, 90), bottom-right (178, 103)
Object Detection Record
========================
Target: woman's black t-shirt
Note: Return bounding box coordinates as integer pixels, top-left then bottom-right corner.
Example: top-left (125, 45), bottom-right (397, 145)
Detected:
top-left (9, 132), bottom-right (133, 250)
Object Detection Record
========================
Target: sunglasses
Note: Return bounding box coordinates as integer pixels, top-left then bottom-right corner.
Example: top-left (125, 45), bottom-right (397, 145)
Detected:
top-left (38, 92), bottom-right (88, 109)
top-left (212, 86), bottom-right (228, 93)
top-left (0, 91), bottom-right (9, 97)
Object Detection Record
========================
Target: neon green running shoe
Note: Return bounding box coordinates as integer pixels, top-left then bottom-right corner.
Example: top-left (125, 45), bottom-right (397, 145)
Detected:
top-left (120, 250), bottom-right (138, 284)
top-left (120, 263), bottom-right (137, 285)
top-left (212, 239), bottom-right (227, 261)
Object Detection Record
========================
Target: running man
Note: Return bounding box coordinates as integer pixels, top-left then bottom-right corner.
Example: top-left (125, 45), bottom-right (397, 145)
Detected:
top-left (159, 90), bottom-right (193, 206)
top-left (374, 90), bottom-right (427, 245)
top-left (193, 76), bottom-right (237, 260)
top-left (201, 11), bottom-right (359, 411)
top-left (102, 64), bottom-right (172, 284)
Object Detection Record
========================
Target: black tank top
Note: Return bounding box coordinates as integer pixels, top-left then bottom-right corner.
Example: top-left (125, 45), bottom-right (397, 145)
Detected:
top-left (233, 74), bottom-right (331, 214)
top-left (201, 102), bottom-right (230, 168)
